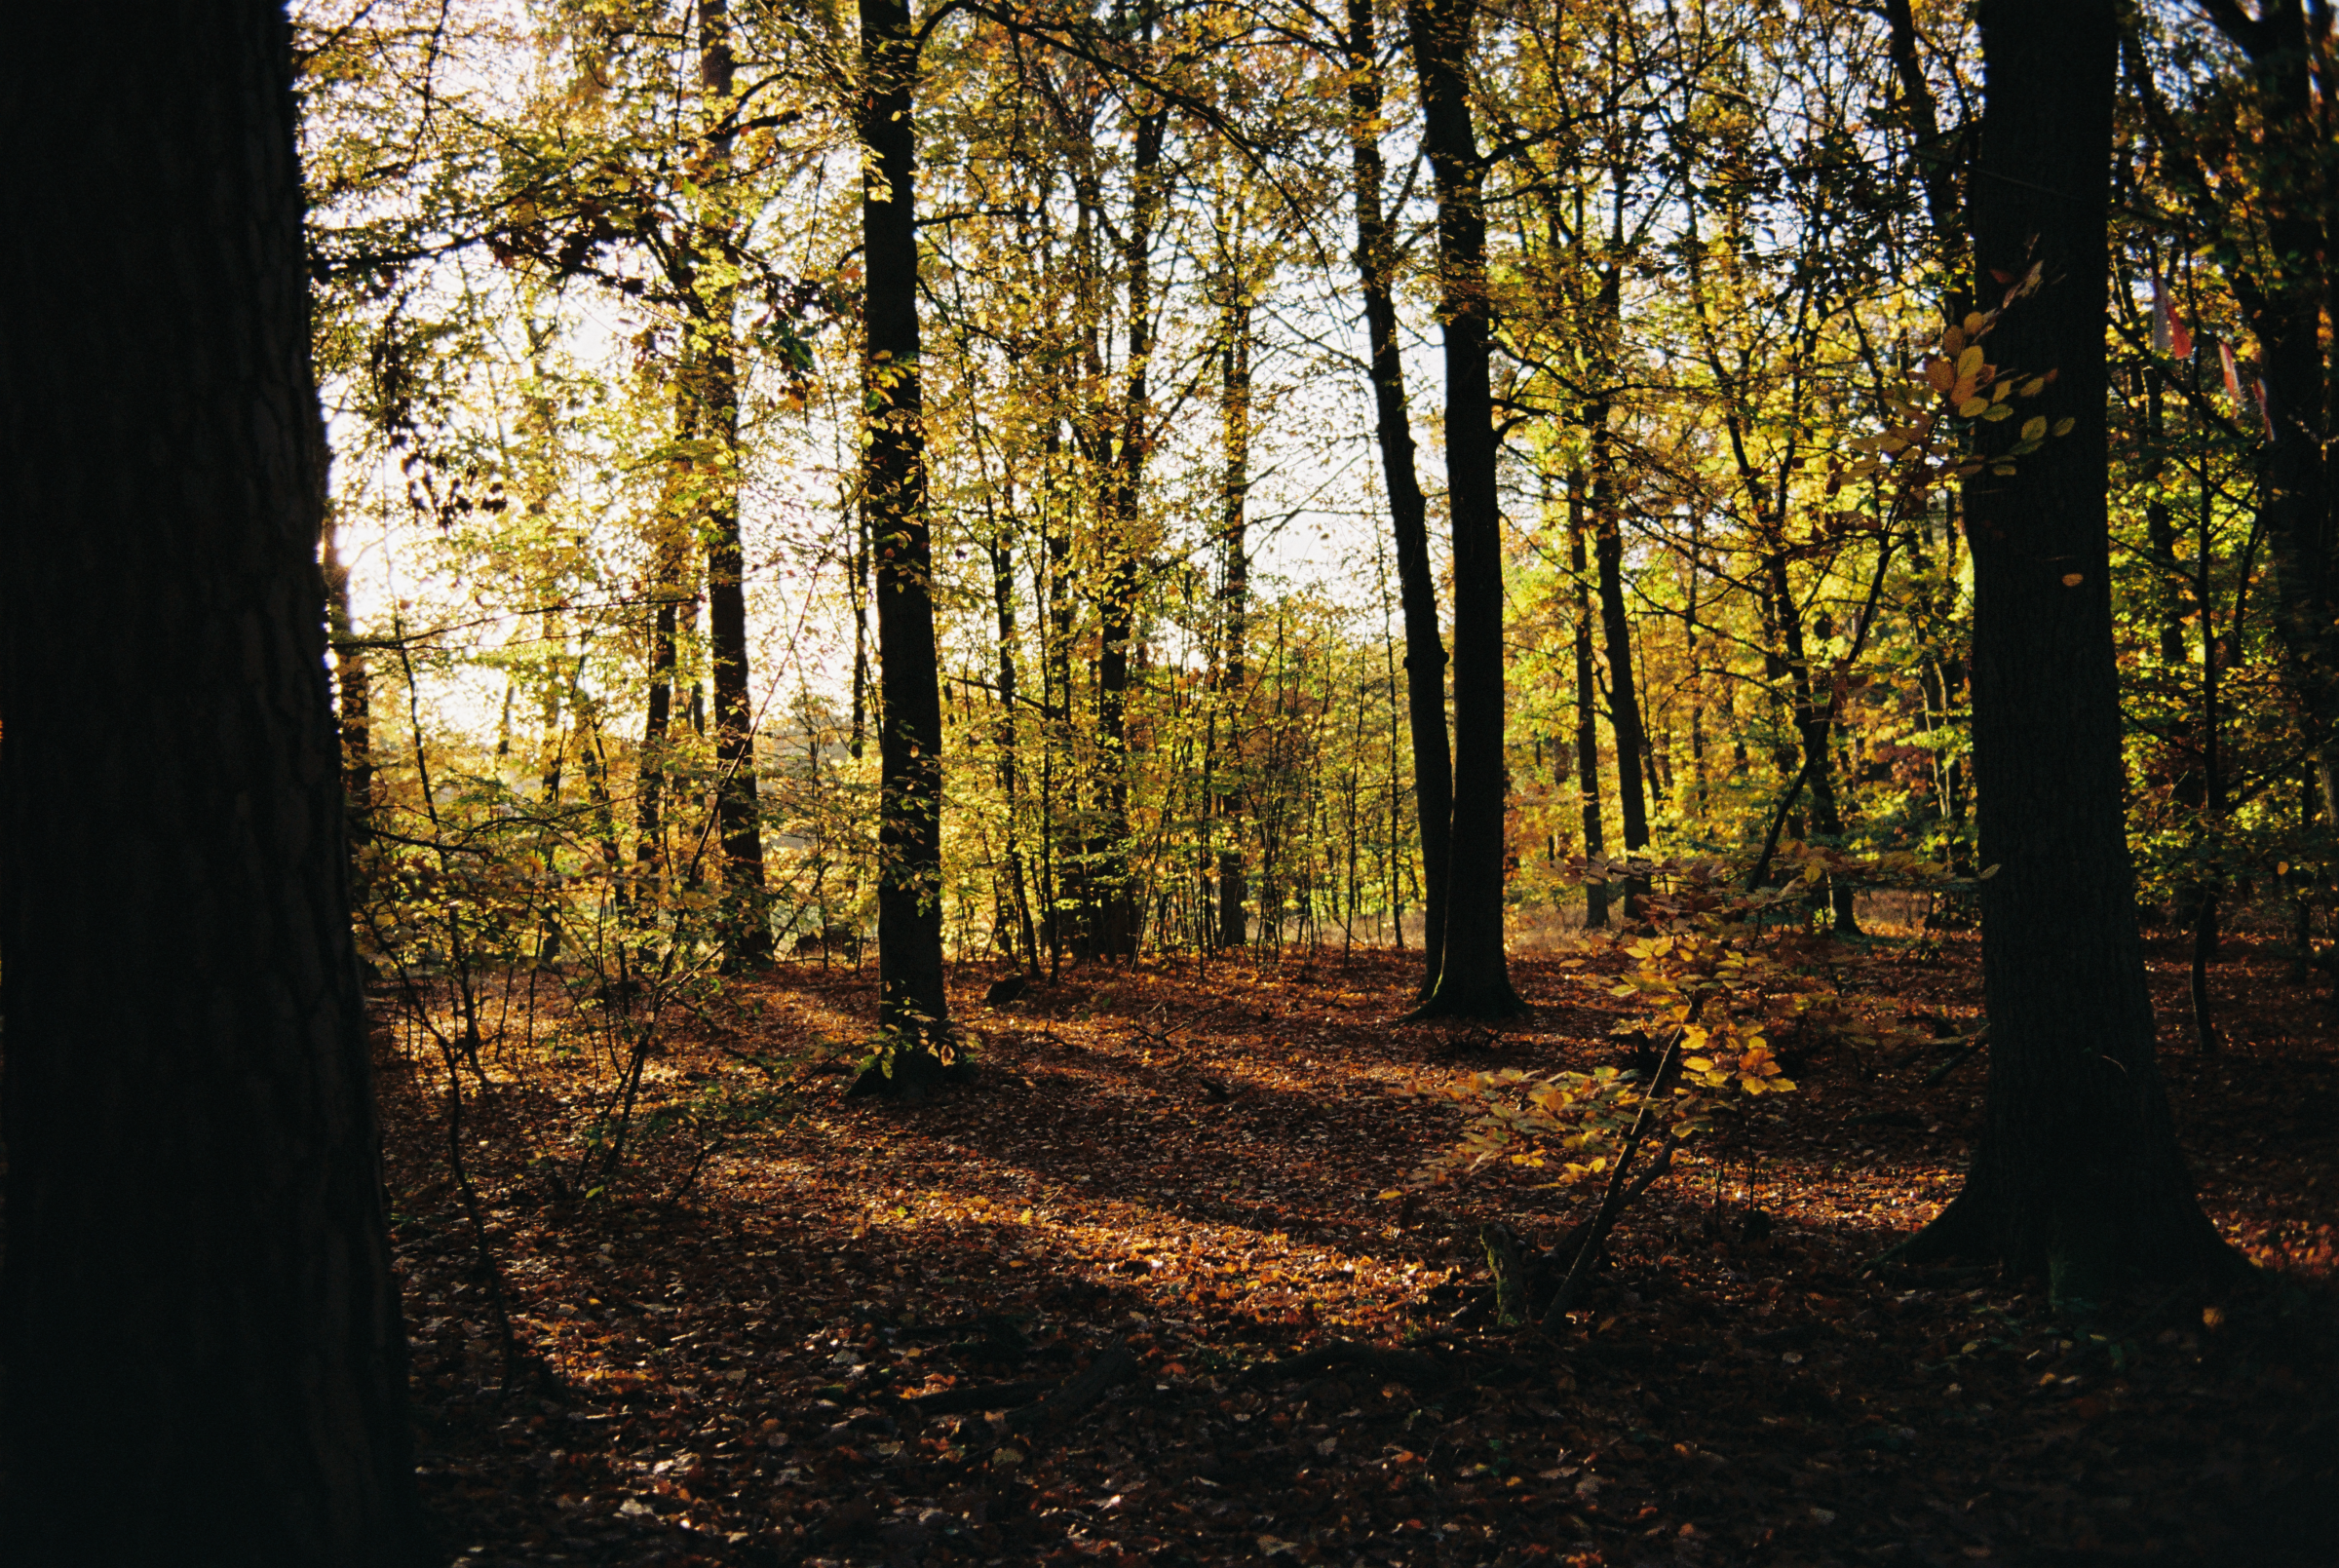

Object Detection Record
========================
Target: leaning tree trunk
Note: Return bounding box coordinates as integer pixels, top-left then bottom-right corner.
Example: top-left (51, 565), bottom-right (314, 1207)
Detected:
top-left (857, 0), bottom-right (953, 1089)
top-left (1897, 0), bottom-right (2239, 1306)
top-left (1351, 0), bottom-right (1453, 993)
top-left (1406, 0), bottom-right (1522, 1017)
top-left (0, 3), bottom-right (422, 1560)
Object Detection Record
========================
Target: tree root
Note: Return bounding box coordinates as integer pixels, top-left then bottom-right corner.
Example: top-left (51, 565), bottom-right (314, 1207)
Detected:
top-left (1005, 1340), bottom-right (1136, 1436)
top-left (1241, 1339), bottom-right (1457, 1395)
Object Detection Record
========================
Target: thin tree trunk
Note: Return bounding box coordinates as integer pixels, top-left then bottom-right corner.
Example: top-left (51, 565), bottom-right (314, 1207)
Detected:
top-left (635, 385), bottom-right (694, 886)
top-left (1406, 0), bottom-right (1522, 1016)
top-left (0, 3), bottom-right (423, 1555)
top-left (1215, 290), bottom-right (1252, 947)
top-left (857, 0), bottom-right (952, 1083)
top-left (1568, 468), bottom-right (1610, 928)
top-left (323, 526), bottom-right (375, 842)
top-left (1093, 71), bottom-right (1169, 961)
top-left (989, 507), bottom-right (1040, 975)
top-left (1352, 0), bottom-right (1452, 995)
top-left (695, 1), bottom-right (770, 962)
top-left (1592, 409), bottom-right (1651, 897)
top-left (1897, 0), bottom-right (2238, 1301)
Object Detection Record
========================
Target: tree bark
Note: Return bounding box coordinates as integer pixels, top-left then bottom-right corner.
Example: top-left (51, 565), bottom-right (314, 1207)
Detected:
top-left (695, 0), bottom-right (771, 963)
top-left (1092, 71), bottom-right (1169, 962)
top-left (1351, 0), bottom-right (1453, 993)
top-left (636, 382), bottom-right (696, 888)
top-left (0, 3), bottom-right (423, 1558)
top-left (1215, 290), bottom-right (1252, 948)
top-left (1568, 469), bottom-right (1610, 928)
top-left (1405, 0), bottom-right (1523, 1016)
top-left (858, 0), bottom-right (953, 1084)
top-left (1897, 0), bottom-right (2239, 1305)
top-left (323, 525), bottom-right (375, 843)
top-left (1591, 407), bottom-right (1652, 894)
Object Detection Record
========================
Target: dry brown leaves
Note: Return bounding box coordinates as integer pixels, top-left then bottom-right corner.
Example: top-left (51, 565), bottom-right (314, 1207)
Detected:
top-left (378, 930), bottom-right (2337, 1568)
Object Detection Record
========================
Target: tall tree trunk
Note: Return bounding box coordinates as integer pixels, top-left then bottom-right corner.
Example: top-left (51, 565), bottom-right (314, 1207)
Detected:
top-left (987, 487), bottom-right (1039, 974)
top-left (1568, 469), bottom-right (1610, 928)
top-left (1591, 403), bottom-right (1652, 902)
top-left (1351, 0), bottom-right (1452, 994)
top-left (695, 0), bottom-right (771, 963)
top-left (2172, 1), bottom-right (2337, 818)
top-left (1093, 79), bottom-right (1169, 961)
top-left (1761, 546), bottom-right (1859, 933)
top-left (1406, 0), bottom-right (1523, 1016)
top-left (1897, 0), bottom-right (2238, 1304)
top-left (858, 0), bottom-right (952, 1084)
top-left (0, 3), bottom-right (422, 1557)
top-left (1215, 290), bottom-right (1252, 948)
top-left (636, 383), bottom-right (695, 886)
top-left (323, 525), bottom-right (375, 843)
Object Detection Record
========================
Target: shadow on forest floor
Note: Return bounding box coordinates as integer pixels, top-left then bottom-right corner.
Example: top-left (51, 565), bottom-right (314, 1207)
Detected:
top-left (379, 934), bottom-right (2337, 1568)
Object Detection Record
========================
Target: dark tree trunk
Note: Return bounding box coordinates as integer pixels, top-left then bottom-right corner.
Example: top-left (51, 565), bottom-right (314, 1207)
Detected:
top-left (1406, 0), bottom-right (1523, 1017)
top-left (1898, 0), bottom-right (2239, 1305)
top-left (1762, 545), bottom-right (1859, 933)
top-left (1591, 411), bottom-right (1652, 891)
top-left (1351, 0), bottom-right (1452, 993)
top-left (1092, 83), bottom-right (1169, 962)
top-left (1881, 0), bottom-right (1967, 310)
top-left (1215, 292), bottom-right (1252, 949)
top-left (1568, 469), bottom-right (1610, 928)
top-left (989, 520), bottom-right (1040, 975)
top-left (323, 527), bottom-right (375, 843)
top-left (0, 3), bottom-right (422, 1559)
top-left (858, 0), bottom-right (953, 1086)
top-left (636, 390), bottom-right (695, 885)
top-left (695, 1), bottom-right (771, 963)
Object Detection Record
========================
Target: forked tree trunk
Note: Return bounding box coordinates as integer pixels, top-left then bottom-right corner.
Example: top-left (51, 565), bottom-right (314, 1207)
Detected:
top-left (858, 0), bottom-right (953, 1087)
top-left (1350, 0), bottom-right (1453, 994)
top-left (0, 3), bottom-right (422, 1559)
top-left (1898, 0), bottom-right (2239, 1305)
top-left (1406, 0), bottom-right (1523, 1017)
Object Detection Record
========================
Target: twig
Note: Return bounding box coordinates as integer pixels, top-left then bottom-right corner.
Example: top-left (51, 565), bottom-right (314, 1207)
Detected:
top-left (1542, 1035), bottom-right (1685, 1330)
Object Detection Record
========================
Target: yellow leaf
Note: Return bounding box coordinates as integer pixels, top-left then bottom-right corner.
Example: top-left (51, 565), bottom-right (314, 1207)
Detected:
top-left (1963, 311), bottom-right (1987, 335)
top-left (1957, 397), bottom-right (1989, 418)
top-left (1940, 325), bottom-right (1967, 356)
top-left (1683, 1055), bottom-right (1715, 1072)
top-left (1377, 1189), bottom-right (1404, 1201)
top-left (2021, 415), bottom-right (2048, 441)
top-left (2052, 417), bottom-right (2076, 437)
top-left (1956, 345), bottom-right (1984, 379)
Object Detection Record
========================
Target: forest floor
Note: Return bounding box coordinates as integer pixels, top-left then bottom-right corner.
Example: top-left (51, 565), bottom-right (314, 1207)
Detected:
top-left (379, 925), bottom-right (2339, 1568)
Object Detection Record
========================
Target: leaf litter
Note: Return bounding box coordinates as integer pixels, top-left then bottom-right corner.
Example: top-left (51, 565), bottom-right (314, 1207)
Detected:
top-left (379, 931), bottom-right (2337, 1567)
